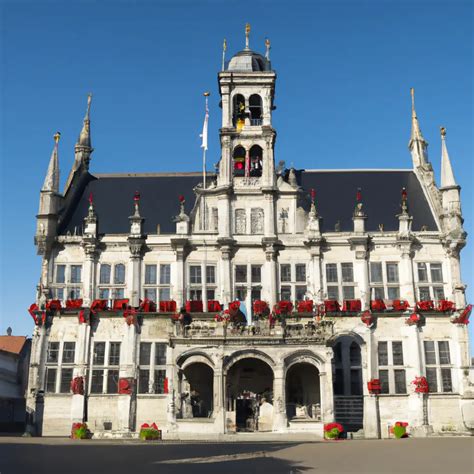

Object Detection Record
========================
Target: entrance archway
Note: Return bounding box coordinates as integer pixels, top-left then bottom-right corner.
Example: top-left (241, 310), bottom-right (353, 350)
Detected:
top-left (226, 358), bottom-right (274, 432)
top-left (178, 362), bottom-right (213, 419)
top-left (285, 363), bottom-right (321, 420)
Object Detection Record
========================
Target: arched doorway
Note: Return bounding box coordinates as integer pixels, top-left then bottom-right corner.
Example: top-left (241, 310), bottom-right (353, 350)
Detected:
top-left (178, 362), bottom-right (213, 419)
top-left (331, 335), bottom-right (363, 431)
top-left (286, 363), bottom-right (321, 420)
top-left (226, 357), bottom-right (274, 432)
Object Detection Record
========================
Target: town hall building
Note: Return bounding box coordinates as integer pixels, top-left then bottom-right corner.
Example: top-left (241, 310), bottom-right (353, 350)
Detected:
top-left (26, 26), bottom-right (473, 439)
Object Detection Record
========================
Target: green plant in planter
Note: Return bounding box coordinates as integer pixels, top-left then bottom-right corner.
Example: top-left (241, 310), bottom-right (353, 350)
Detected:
top-left (391, 421), bottom-right (408, 439)
top-left (324, 422), bottom-right (344, 440)
top-left (139, 422), bottom-right (161, 441)
top-left (71, 422), bottom-right (89, 439)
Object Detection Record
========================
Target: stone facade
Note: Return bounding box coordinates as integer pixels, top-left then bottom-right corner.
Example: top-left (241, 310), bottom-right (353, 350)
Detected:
top-left (26, 33), bottom-right (473, 439)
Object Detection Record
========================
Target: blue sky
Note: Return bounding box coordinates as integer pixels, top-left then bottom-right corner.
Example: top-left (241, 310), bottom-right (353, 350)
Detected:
top-left (1, 0), bottom-right (473, 347)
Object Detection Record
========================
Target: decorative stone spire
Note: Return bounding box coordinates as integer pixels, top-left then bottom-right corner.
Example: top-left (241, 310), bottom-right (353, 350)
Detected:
top-left (129, 191), bottom-right (144, 237)
top-left (305, 188), bottom-right (321, 239)
top-left (265, 38), bottom-right (271, 60)
top-left (408, 88), bottom-right (430, 169)
top-left (245, 23), bottom-right (251, 50)
top-left (77, 93), bottom-right (92, 148)
top-left (397, 188), bottom-right (412, 238)
top-left (42, 132), bottom-right (60, 193)
top-left (353, 188), bottom-right (367, 233)
top-left (288, 167), bottom-right (298, 188)
top-left (83, 192), bottom-right (98, 238)
top-left (174, 195), bottom-right (190, 235)
top-left (440, 127), bottom-right (457, 189)
top-left (409, 88), bottom-right (426, 146)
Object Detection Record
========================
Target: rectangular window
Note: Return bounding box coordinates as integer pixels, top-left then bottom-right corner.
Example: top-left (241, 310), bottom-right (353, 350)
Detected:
top-left (251, 265), bottom-right (261, 283)
top-left (206, 266), bottom-right (215, 284)
top-left (433, 287), bottom-right (445, 301)
top-left (235, 287), bottom-right (247, 301)
top-left (426, 367), bottom-right (438, 393)
top-left (60, 368), bottom-right (73, 393)
top-left (342, 286), bottom-right (355, 300)
top-left (280, 264), bottom-right (291, 282)
top-left (341, 263), bottom-right (354, 282)
top-left (154, 369), bottom-right (166, 394)
top-left (281, 286), bottom-right (291, 301)
top-left (327, 286), bottom-right (339, 300)
top-left (47, 342), bottom-right (60, 363)
top-left (251, 288), bottom-right (261, 301)
top-left (441, 368), bottom-right (452, 393)
top-left (159, 288), bottom-right (171, 301)
top-left (387, 287), bottom-right (400, 300)
top-left (138, 369), bottom-right (150, 394)
top-left (386, 263), bottom-right (399, 283)
top-left (99, 264), bottom-right (111, 284)
top-left (70, 265), bottom-right (82, 283)
top-left (155, 343), bottom-right (167, 366)
top-left (424, 341), bottom-right (437, 365)
top-left (438, 341), bottom-right (451, 364)
top-left (139, 342), bottom-right (152, 366)
top-left (107, 369), bottom-right (119, 394)
top-left (295, 264), bottom-right (306, 282)
top-left (430, 263), bottom-right (443, 283)
top-left (419, 287), bottom-right (431, 301)
top-left (108, 342), bottom-right (121, 366)
top-left (379, 370), bottom-right (389, 394)
top-left (90, 370), bottom-right (104, 394)
top-left (112, 288), bottom-right (124, 299)
top-left (99, 288), bottom-right (110, 300)
top-left (370, 262), bottom-right (383, 283)
top-left (326, 264), bottom-right (338, 283)
top-left (62, 342), bottom-right (76, 364)
top-left (394, 369), bottom-right (407, 394)
top-left (392, 341), bottom-right (404, 366)
top-left (417, 263), bottom-right (428, 282)
top-left (378, 342), bottom-right (389, 366)
top-left (144, 288), bottom-right (156, 302)
top-left (207, 289), bottom-right (215, 300)
top-left (189, 265), bottom-right (201, 284)
top-left (189, 289), bottom-right (202, 301)
top-left (235, 265), bottom-right (247, 283)
top-left (45, 368), bottom-right (57, 393)
top-left (56, 288), bottom-right (64, 300)
top-left (56, 265), bottom-right (66, 284)
top-left (160, 264), bottom-right (171, 284)
top-left (93, 342), bottom-right (106, 366)
top-left (114, 264), bottom-right (125, 284)
top-left (295, 286), bottom-right (307, 301)
top-left (373, 287), bottom-right (385, 300)
top-left (145, 265), bottom-right (157, 285)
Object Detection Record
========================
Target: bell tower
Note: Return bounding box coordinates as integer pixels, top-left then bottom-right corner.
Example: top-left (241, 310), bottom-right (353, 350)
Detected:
top-left (217, 24), bottom-right (277, 189)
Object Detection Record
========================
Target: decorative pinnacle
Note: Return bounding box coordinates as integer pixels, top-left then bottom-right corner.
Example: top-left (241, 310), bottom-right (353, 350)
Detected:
top-left (223, 38), bottom-right (227, 52)
top-left (203, 91), bottom-right (210, 97)
top-left (354, 187), bottom-right (365, 217)
top-left (400, 187), bottom-right (409, 215)
top-left (88, 192), bottom-right (93, 205)
top-left (265, 38), bottom-right (271, 60)
top-left (440, 126), bottom-right (446, 138)
top-left (54, 131), bottom-right (61, 144)
top-left (133, 191), bottom-right (141, 217)
top-left (411, 87), bottom-right (415, 115)
top-left (87, 192), bottom-right (96, 218)
top-left (134, 190), bottom-right (140, 202)
top-left (356, 187), bottom-right (362, 202)
top-left (245, 23), bottom-right (251, 49)
top-left (310, 188), bottom-right (316, 203)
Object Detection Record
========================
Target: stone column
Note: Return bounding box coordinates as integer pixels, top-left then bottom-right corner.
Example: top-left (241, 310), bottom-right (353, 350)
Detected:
top-left (363, 328), bottom-right (379, 438)
top-left (71, 322), bottom-right (90, 424)
top-left (305, 242), bottom-right (323, 303)
top-left (128, 254), bottom-right (142, 307)
top-left (272, 366), bottom-right (287, 431)
top-left (213, 368), bottom-right (225, 433)
top-left (349, 236), bottom-right (370, 309)
top-left (445, 245), bottom-right (467, 309)
top-left (165, 345), bottom-right (177, 432)
top-left (218, 240), bottom-right (234, 304)
top-left (82, 244), bottom-right (98, 306)
top-left (320, 350), bottom-right (334, 423)
top-left (398, 243), bottom-right (416, 306)
top-left (171, 239), bottom-right (188, 309)
top-left (263, 241), bottom-right (279, 307)
top-left (218, 193), bottom-right (231, 238)
top-left (263, 192), bottom-right (276, 238)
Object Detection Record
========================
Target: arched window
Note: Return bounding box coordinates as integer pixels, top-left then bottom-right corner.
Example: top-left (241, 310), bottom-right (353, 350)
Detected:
top-left (249, 145), bottom-right (263, 177)
top-left (249, 94), bottom-right (262, 125)
top-left (233, 146), bottom-right (246, 177)
top-left (232, 94), bottom-right (246, 130)
top-left (114, 264), bottom-right (125, 284)
top-left (235, 209), bottom-right (246, 234)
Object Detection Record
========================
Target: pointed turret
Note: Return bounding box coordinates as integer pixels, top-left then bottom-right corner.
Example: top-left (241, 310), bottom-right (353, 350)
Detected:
top-left (408, 88), bottom-right (430, 169)
top-left (77, 93), bottom-right (92, 148)
top-left (440, 127), bottom-right (457, 189)
top-left (42, 132), bottom-right (60, 192)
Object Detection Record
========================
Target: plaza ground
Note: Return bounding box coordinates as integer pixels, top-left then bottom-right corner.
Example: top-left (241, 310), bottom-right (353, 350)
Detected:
top-left (0, 436), bottom-right (472, 474)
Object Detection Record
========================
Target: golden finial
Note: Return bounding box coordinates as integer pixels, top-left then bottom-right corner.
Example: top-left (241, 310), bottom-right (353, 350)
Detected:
top-left (223, 38), bottom-right (227, 52)
top-left (440, 126), bottom-right (446, 138)
top-left (54, 131), bottom-right (61, 143)
top-left (245, 23), bottom-right (251, 49)
top-left (203, 91), bottom-right (210, 97)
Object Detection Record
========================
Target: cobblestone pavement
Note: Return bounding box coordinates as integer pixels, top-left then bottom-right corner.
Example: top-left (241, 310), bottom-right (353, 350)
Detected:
top-left (0, 436), bottom-right (472, 474)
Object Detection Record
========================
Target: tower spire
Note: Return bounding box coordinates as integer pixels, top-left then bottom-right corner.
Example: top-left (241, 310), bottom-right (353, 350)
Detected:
top-left (245, 23), bottom-right (250, 50)
top-left (440, 127), bottom-right (457, 188)
top-left (42, 132), bottom-right (61, 192)
top-left (409, 88), bottom-right (426, 146)
top-left (77, 93), bottom-right (92, 148)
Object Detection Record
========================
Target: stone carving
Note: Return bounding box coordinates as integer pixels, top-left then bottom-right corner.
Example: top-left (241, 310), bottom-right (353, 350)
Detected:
top-left (235, 209), bottom-right (246, 234)
top-left (250, 208), bottom-right (264, 234)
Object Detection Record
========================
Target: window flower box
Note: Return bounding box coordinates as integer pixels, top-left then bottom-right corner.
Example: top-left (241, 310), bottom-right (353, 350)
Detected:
top-left (437, 300), bottom-right (455, 313)
top-left (207, 300), bottom-right (222, 312)
top-left (46, 299), bottom-right (62, 312)
top-left (159, 300), bottom-right (177, 313)
top-left (253, 300), bottom-right (270, 319)
top-left (90, 299), bottom-right (108, 314)
top-left (297, 300), bottom-right (314, 313)
top-left (343, 299), bottom-right (361, 313)
top-left (370, 299), bottom-right (386, 312)
top-left (450, 304), bottom-right (472, 325)
top-left (139, 299), bottom-right (156, 312)
top-left (113, 299), bottom-right (130, 311)
top-left (324, 300), bottom-right (340, 313)
top-left (367, 379), bottom-right (381, 394)
top-left (392, 299), bottom-right (409, 312)
top-left (185, 300), bottom-right (203, 313)
top-left (416, 300), bottom-right (434, 312)
top-left (66, 299), bottom-right (83, 310)
top-left (276, 300), bottom-right (293, 317)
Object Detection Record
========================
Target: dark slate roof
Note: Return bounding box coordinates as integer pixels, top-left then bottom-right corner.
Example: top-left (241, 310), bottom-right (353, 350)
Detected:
top-left (298, 170), bottom-right (438, 232)
top-left (59, 170), bottom-right (438, 235)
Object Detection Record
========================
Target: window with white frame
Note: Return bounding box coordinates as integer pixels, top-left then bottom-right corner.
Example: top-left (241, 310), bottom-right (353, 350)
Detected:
top-left (89, 341), bottom-right (121, 394)
top-left (234, 264), bottom-right (262, 302)
top-left (188, 264), bottom-right (217, 301)
top-left (138, 342), bottom-right (167, 394)
top-left (52, 264), bottom-right (83, 301)
top-left (44, 341), bottom-right (76, 394)
top-left (423, 341), bottom-right (453, 393)
top-left (377, 341), bottom-right (407, 394)
top-left (97, 263), bottom-right (126, 301)
top-left (143, 263), bottom-right (171, 303)
top-left (416, 262), bottom-right (445, 302)
top-left (280, 263), bottom-right (307, 302)
top-left (325, 263), bottom-right (355, 301)
top-left (370, 262), bottom-right (400, 300)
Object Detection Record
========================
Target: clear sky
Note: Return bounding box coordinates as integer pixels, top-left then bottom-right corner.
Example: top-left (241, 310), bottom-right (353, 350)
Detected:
top-left (0, 0), bottom-right (473, 348)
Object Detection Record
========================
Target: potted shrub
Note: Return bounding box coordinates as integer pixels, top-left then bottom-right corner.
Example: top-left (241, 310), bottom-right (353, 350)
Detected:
top-left (390, 421), bottom-right (409, 438)
top-left (324, 422), bottom-right (344, 440)
top-left (139, 422), bottom-right (161, 441)
top-left (71, 422), bottom-right (89, 439)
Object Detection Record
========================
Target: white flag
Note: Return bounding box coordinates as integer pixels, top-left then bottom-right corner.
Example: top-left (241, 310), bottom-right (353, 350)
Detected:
top-left (200, 97), bottom-right (209, 151)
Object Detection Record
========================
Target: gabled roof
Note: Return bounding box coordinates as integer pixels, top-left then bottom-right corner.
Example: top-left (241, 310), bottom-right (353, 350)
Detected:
top-left (0, 336), bottom-right (27, 355)
top-left (58, 169), bottom-right (438, 236)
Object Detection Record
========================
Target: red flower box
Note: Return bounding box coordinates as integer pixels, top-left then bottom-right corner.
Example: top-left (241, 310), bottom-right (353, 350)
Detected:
top-left (392, 299), bottom-right (409, 311)
top-left (159, 300), bottom-right (177, 313)
top-left (66, 299), bottom-right (83, 309)
top-left (229, 300), bottom-right (241, 316)
top-left (416, 300), bottom-right (434, 312)
top-left (46, 299), bottom-right (62, 312)
top-left (451, 304), bottom-right (472, 325)
top-left (412, 376), bottom-right (429, 393)
top-left (207, 300), bottom-right (222, 312)
top-left (139, 299), bottom-right (156, 313)
top-left (253, 300), bottom-right (269, 316)
top-left (367, 379), bottom-right (381, 394)
top-left (437, 300), bottom-right (455, 312)
top-left (90, 299), bottom-right (108, 314)
top-left (324, 300), bottom-right (340, 313)
top-left (342, 299), bottom-right (361, 312)
top-left (113, 299), bottom-right (130, 311)
top-left (185, 300), bottom-right (203, 313)
top-left (278, 300), bottom-right (293, 315)
top-left (370, 299), bottom-right (386, 312)
top-left (297, 300), bottom-right (314, 313)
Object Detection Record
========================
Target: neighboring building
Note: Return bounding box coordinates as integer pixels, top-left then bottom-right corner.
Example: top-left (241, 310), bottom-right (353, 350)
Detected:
top-left (26, 27), bottom-right (473, 438)
top-left (0, 330), bottom-right (31, 432)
